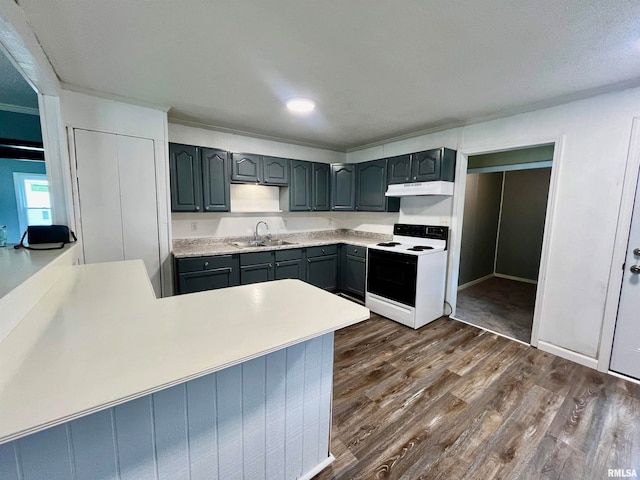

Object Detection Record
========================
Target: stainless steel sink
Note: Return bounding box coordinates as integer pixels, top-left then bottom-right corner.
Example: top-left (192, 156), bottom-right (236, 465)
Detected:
top-left (230, 239), bottom-right (297, 248)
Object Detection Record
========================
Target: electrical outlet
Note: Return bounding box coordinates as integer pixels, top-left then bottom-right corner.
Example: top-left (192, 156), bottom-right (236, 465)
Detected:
top-left (440, 217), bottom-right (451, 227)
top-left (190, 221), bottom-right (198, 232)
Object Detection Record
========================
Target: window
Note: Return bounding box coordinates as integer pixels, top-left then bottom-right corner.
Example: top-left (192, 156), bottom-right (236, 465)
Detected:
top-left (13, 172), bottom-right (52, 235)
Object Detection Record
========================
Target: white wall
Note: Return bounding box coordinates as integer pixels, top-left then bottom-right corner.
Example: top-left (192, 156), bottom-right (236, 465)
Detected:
top-left (347, 86), bottom-right (640, 369)
top-left (61, 90), bottom-right (172, 296)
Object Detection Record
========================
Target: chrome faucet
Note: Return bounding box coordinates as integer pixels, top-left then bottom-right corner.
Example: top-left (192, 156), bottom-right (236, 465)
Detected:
top-left (254, 221), bottom-right (271, 243)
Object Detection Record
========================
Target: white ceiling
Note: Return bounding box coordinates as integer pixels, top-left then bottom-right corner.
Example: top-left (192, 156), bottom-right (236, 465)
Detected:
top-left (15, 0), bottom-right (640, 151)
top-left (0, 49), bottom-right (38, 110)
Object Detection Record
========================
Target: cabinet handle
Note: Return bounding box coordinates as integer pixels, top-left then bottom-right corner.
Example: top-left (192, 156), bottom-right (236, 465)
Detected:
top-left (205, 206), bottom-right (210, 211)
top-left (269, 263), bottom-right (273, 269)
top-left (204, 261), bottom-right (209, 267)
top-left (354, 249), bottom-right (358, 253)
top-left (322, 249), bottom-right (325, 254)
top-left (308, 207), bottom-right (311, 211)
top-left (413, 176), bottom-right (417, 180)
top-left (195, 206), bottom-right (200, 211)
top-left (276, 262), bottom-right (280, 267)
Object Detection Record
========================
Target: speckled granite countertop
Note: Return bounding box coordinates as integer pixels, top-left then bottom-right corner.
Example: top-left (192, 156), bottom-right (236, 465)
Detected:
top-left (172, 229), bottom-right (392, 258)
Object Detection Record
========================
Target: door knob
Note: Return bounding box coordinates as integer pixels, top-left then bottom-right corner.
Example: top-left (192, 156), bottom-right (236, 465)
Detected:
top-left (634, 248), bottom-right (640, 256)
top-left (631, 265), bottom-right (640, 274)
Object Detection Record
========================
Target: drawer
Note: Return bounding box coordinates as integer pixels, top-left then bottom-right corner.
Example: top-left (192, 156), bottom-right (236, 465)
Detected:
top-left (306, 244), bottom-right (338, 258)
top-left (240, 251), bottom-right (274, 266)
top-left (275, 248), bottom-right (303, 261)
top-left (343, 244), bottom-right (366, 258)
top-left (176, 255), bottom-right (237, 273)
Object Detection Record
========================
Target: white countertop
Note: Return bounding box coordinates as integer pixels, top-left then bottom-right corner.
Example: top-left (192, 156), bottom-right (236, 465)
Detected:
top-left (0, 244), bottom-right (75, 300)
top-left (173, 230), bottom-right (390, 258)
top-left (0, 260), bottom-right (369, 444)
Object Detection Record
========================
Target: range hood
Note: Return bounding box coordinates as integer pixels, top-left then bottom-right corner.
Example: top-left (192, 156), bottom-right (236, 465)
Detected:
top-left (385, 181), bottom-right (454, 197)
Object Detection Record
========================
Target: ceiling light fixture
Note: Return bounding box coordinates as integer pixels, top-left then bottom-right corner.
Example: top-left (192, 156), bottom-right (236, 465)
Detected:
top-left (286, 98), bottom-right (315, 114)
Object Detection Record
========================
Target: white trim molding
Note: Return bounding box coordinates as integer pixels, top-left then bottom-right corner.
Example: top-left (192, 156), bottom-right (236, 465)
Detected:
top-left (457, 273), bottom-right (494, 291)
top-left (0, 102), bottom-right (39, 116)
top-left (494, 273), bottom-right (538, 284)
top-left (537, 340), bottom-right (598, 370)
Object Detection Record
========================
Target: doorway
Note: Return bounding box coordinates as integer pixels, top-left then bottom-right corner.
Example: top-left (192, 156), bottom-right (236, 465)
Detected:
top-left (453, 145), bottom-right (553, 343)
top-left (0, 48), bottom-right (47, 245)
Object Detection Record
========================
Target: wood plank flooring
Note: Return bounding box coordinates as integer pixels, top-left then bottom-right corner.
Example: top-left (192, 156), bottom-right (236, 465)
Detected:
top-left (314, 315), bottom-right (640, 480)
top-left (456, 277), bottom-right (536, 343)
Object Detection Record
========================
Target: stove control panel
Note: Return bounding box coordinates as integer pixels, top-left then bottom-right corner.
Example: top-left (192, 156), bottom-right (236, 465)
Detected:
top-left (393, 224), bottom-right (449, 241)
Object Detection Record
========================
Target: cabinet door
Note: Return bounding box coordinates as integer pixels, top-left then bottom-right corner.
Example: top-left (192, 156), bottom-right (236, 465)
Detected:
top-left (201, 148), bottom-right (230, 212)
top-left (289, 160), bottom-right (312, 211)
top-left (169, 143), bottom-right (202, 212)
top-left (331, 164), bottom-right (355, 211)
top-left (312, 163), bottom-right (331, 211)
top-left (387, 154), bottom-right (412, 184)
top-left (262, 156), bottom-right (289, 185)
top-left (231, 153), bottom-right (262, 183)
top-left (412, 149), bottom-right (442, 182)
top-left (306, 254), bottom-right (338, 291)
top-left (342, 254), bottom-right (366, 299)
top-left (240, 263), bottom-right (274, 285)
top-left (178, 268), bottom-right (238, 294)
top-left (356, 159), bottom-right (387, 212)
top-left (275, 258), bottom-right (304, 280)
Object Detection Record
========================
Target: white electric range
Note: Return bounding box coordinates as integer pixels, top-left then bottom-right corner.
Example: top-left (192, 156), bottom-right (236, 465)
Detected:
top-left (365, 224), bottom-right (448, 329)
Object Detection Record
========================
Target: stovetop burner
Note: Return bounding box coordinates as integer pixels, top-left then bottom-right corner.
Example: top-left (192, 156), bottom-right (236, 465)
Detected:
top-left (406, 245), bottom-right (434, 251)
top-left (377, 241), bottom-right (401, 247)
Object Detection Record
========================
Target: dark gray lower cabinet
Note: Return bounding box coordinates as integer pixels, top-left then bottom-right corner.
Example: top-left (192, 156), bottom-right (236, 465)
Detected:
top-left (341, 244), bottom-right (366, 299)
top-left (175, 255), bottom-right (239, 294)
top-left (306, 244), bottom-right (339, 291)
top-left (274, 248), bottom-right (305, 280)
top-left (240, 251), bottom-right (274, 285)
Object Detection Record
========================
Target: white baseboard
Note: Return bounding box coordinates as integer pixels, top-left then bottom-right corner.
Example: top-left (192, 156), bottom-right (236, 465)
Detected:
top-left (608, 370), bottom-right (640, 385)
top-left (536, 340), bottom-right (598, 369)
top-left (494, 273), bottom-right (538, 284)
top-left (300, 454), bottom-right (336, 480)
top-left (457, 274), bottom-right (494, 291)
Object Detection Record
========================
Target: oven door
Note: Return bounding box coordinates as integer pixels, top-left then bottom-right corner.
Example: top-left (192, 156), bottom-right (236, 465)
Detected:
top-left (367, 249), bottom-right (418, 307)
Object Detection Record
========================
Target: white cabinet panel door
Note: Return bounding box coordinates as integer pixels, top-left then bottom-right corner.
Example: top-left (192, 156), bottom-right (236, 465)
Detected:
top-left (611, 170), bottom-right (640, 380)
top-left (74, 129), bottom-right (161, 296)
top-left (74, 129), bottom-right (125, 265)
top-left (117, 135), bottom-right (160, 295)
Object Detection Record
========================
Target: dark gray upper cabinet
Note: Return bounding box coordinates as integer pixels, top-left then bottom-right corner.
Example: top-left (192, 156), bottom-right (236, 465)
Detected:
top-left (331, 164), bottom-right (356, 211)
top-left (289, 160), bottom-right (330, 211)
top-left (231, 153), bottom-right (289, 185)
top-left (170, 143), bottom-right (230, 213)
top-left (289, 160), bottom-right (312, 211)
top-left (170, 144), bottom-right (202, 212)
top-left (387, 154), bottom-right (412, 184)
top-left (388, 148), bottom-right (456, 183)
top-left (231, 153), bottom-right (261, 183)
top-left (356, 159), bottom-right (399, 212)
top-left (201, 148), bottom-right (230, 212)
top-left (262, 156), bottom-right (289, 185)
top-left (312, 163), bottom-right (331, 211)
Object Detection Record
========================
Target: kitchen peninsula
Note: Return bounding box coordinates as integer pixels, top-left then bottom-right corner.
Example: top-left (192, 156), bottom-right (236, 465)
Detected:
top-left (0, 256), bottom-right (369, 479)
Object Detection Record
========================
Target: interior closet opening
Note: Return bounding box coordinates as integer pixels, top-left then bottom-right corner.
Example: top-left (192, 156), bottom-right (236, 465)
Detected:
top-left (454, 145), bottom-right (553, 343)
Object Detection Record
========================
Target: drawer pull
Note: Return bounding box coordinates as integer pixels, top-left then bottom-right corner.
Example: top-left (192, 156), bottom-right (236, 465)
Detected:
top-left (204, 261), bottom-right (209, 267)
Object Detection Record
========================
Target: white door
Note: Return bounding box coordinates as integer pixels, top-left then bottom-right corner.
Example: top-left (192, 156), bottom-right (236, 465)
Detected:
top-left (610, 169), bottom-right (640, 380)
top-left (74, 129), bottom-right (161, 296)
top-left (74, 129), bottom-right (125, 264)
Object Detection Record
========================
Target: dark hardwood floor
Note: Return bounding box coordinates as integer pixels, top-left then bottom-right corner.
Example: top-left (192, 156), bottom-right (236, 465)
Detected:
top-left (456, 277), bottom-right (536, 343)
top-left (314, 314), bottom-right (640, 480)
